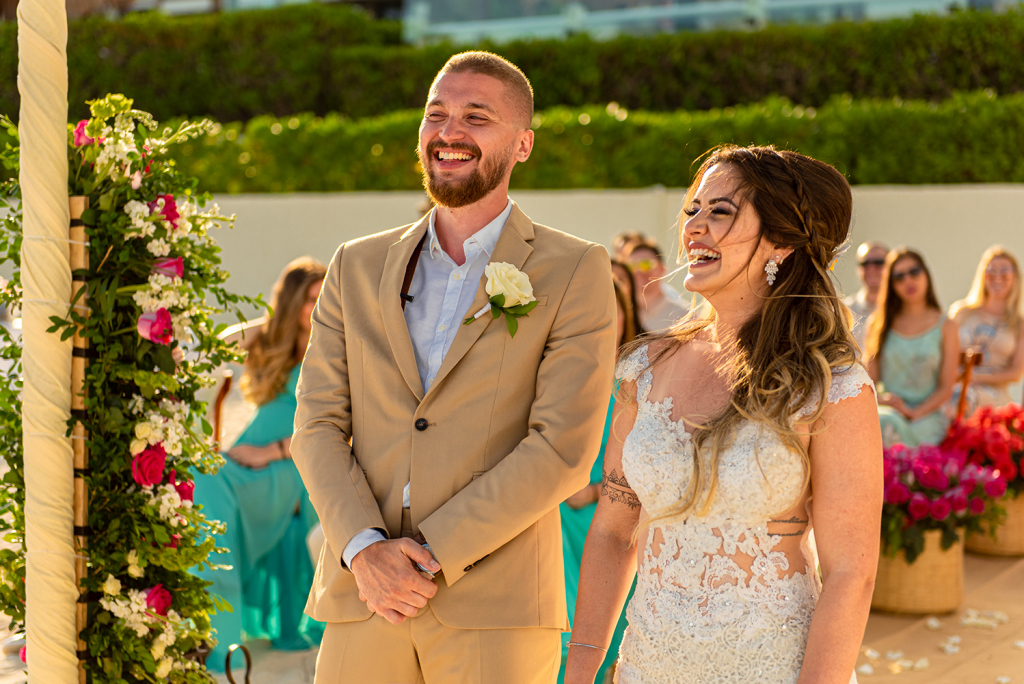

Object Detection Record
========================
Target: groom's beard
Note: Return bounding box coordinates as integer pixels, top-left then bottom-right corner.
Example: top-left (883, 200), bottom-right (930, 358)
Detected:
top-left (418, 140), bottom-right (514, 209)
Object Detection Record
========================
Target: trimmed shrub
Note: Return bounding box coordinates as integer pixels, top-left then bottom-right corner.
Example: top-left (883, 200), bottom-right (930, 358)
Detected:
top-left (4, 8), bottom-right (1024, 122)
top-left (151, 90), bottom-right (1024, 193)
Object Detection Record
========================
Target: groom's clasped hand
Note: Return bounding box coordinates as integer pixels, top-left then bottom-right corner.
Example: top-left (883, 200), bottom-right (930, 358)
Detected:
top-left (351, 538), bottom-right (440, 625)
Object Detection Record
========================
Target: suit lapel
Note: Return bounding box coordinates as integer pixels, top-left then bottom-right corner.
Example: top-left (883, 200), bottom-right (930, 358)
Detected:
top-left (379, 217), bottom-right (429, 401)
top-left (428, 203), bottom-right (536, 395)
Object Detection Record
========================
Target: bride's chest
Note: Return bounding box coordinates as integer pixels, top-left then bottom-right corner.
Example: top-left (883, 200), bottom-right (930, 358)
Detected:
top-left (621, 400), bottom-right (807, 521)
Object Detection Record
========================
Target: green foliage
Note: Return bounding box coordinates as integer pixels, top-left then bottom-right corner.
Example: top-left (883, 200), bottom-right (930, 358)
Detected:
top-left (0, 4), bottom-right (401, 123)
top-left (4, 8), bottom-right (1024, 123)
top-left (0, 96), bottom-right (267, 682)
top-left (141, 90), bottom-right (1024, 193)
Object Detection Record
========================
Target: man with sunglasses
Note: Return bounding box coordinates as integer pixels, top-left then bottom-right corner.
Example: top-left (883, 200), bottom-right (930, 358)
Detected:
top-left (844, 241), bottom-right (889, 353)
top-left (623, 237), bottom-right (689, 332)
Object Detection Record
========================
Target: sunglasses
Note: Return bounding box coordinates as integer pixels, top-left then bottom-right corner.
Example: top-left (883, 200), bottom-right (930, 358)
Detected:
top-left (985, 267), bottom-right (1014, 277)
top-left (629, 259), bottom-right (658, 273)
top-left (858, 259), bottom-right (886, 268)
top-left (892, 266), bottom-right (924, 283)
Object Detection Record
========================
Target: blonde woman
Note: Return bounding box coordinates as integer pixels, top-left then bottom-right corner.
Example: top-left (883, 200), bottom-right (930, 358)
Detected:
top-left (566, 146), bottom-right (882, 684)
top-left (194, 256), bottom-right (327, 669)
top-left (949, 246), bottom-right (1024, 409)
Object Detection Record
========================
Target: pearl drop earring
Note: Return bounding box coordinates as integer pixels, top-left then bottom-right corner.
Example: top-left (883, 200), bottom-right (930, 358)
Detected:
top-left (765, 256), bottom-right (780, 286)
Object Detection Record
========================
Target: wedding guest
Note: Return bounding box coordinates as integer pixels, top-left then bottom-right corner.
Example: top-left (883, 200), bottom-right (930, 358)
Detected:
top-left (623, 237), bottom-right (688, 331)
top-left (844, 241), bottom-right (888, 353)
top-left (949, 246), bottom-right (1024, 409)
top-left (612, 230), bottom-right (645, 261)
top-left (567, 146), bottom-right (881, 684)
top-left (194, 256), bottom-right (327, 669)
top-left (610, 259), bottom-right (645, 337)
top-left (558, 277), bottom-right (638, 684)
top-left (865, 248), bottom-right (959, 447)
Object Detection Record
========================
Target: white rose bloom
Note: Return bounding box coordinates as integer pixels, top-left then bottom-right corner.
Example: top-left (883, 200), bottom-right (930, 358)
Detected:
top-left (484, 262), bottom-right (534, 308)
top-left (134, 423), bottom-right (152, 440)
top-left (130, 438), bottom-right (147, 456)
top-left (151, 639), bottom-right (166, 661)
top-left (155, 658), bottom-right (173, 679)
top-left (102, 574), bottom-right (121, 596)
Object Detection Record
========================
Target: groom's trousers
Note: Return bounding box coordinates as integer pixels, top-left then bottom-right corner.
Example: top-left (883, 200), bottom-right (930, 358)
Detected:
top-left (313, 610), bottom-right (561, 684)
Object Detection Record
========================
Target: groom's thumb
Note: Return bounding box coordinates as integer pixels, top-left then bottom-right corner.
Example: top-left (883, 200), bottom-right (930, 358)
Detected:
top-left (403, 539), bottom-right (441, 572)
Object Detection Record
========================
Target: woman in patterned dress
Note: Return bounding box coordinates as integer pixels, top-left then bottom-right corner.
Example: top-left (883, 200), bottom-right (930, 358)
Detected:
top-left (565, 146), bottom-right (882, 684)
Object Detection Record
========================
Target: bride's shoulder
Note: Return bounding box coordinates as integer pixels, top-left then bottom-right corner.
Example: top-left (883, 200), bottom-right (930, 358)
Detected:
top-left (826, 362), bottom-right (876, 405)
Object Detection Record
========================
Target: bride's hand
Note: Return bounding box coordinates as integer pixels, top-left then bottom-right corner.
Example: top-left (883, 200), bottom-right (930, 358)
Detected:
top-left (227, 443), bottom-right (285, 469)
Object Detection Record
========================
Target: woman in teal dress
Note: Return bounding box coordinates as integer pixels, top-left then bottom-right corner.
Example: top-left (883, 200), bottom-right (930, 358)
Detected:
top-left (864, 248), bottom-right (959, 447)
top-left (558, 274), bottom-right (640, 684)
top-left (194, 257), bottom-right (327, 669)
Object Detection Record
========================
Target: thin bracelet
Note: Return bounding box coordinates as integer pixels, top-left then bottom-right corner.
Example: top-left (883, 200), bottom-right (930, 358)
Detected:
top-left (568, 642), bottom-right (608, 652)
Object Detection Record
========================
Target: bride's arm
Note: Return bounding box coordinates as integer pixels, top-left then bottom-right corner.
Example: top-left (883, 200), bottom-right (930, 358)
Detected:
top-left (564, 398), bottom-right (642, 684)
top-left (798, 385), bottom-right (883, 684)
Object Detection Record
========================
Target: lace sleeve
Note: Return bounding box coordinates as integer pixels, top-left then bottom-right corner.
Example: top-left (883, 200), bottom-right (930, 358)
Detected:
top-left (797, 363), bottom-right (876, 418)
top-left (615, 343), bottom-right (652, 402)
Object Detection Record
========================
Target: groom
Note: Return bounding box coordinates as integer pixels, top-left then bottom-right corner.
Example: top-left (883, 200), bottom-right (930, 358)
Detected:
top-left (292, 51), bottom-right (616, 683)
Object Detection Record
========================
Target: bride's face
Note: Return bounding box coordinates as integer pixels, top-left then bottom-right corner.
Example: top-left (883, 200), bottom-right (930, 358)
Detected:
top-left (681, 163), bottom-right (780, 303)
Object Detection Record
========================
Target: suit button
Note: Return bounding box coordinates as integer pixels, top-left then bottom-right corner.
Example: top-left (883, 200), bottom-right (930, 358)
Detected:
top-left (415, 418), bottom-right (428, 431)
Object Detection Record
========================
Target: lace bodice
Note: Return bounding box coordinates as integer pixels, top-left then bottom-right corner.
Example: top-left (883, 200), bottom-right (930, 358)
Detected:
top-left (614, 344), bottom-right (873, 684)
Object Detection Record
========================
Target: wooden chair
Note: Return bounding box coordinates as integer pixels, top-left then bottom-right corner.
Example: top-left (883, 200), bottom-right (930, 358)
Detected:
top-left (211, 369), bottom-right (233, 449)
top-left (954, 349), bottom-right (984, 423)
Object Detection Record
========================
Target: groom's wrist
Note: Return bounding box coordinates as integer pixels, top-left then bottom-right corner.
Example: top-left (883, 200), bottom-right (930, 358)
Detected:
top-left (342, 528), bottom-right (388, 569)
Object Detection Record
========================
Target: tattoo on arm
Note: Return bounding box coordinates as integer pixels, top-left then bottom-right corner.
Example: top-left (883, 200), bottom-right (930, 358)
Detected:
top-left (601, 469), bottom-right (641, 510)
top-left (769, 516), bottom-right (808, 537)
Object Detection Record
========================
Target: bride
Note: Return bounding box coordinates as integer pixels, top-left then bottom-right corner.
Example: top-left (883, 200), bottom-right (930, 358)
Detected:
top-left (565, 146), bottom-right (882, 684)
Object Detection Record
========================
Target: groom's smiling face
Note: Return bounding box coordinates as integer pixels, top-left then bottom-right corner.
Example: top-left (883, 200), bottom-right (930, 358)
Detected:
top-left (418, 71), bottom-right (533, 208)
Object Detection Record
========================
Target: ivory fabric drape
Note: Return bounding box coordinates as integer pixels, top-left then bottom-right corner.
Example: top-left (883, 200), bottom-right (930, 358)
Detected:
top-left (17, 0), bottom-right (79, 680)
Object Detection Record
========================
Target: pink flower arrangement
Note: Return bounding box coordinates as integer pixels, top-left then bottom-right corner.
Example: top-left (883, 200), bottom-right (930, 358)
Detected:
top-left (145, 584), bottom-right (172, 616)
top-left (137, 308), bottom-right (173, 346)
top-left (942, 403), bottom-right (1024, 497)
top-left (152, 257), bottom-right (184, 279)
top-left (132, 443), bottom-right (167, 488)
top-left (148, 195), bottom-right (180, 226)
top-left (882, 443), bottom-right (1006, 562)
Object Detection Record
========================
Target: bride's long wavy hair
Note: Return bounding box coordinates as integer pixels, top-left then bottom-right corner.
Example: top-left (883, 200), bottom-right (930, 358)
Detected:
top-left (617, 145), bottom-right (859, 525)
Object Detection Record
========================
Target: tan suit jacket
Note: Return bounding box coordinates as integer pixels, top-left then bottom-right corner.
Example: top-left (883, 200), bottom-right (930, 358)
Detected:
top-left (292, 202), bottom-right (616, 630)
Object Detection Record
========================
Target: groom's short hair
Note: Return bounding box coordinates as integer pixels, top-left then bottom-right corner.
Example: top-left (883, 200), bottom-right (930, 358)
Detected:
top-left (433, 51), bottom-right (534, 130)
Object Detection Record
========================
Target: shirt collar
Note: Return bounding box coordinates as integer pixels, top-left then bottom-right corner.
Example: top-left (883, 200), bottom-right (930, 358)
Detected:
top-left (426, 198), bottom-right (513, 261)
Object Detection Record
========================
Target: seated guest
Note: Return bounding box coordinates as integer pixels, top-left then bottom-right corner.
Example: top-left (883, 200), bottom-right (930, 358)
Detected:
top-left (622, 236), bottom-right (688, 332)
top-left (865, 248), bottom-right (959, 447)
top-left (949, 246), bottom-right (1024, 409)
top-left (844, 240), bottom-right (888, 354)
top-left (195, 257), bottom-right (327, 669)
top-left (558, 276), bottom-right (638, 684)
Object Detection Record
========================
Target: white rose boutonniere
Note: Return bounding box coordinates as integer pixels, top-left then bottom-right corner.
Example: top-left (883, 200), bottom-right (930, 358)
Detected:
top-left (463, 262), bottom-right (538, 337)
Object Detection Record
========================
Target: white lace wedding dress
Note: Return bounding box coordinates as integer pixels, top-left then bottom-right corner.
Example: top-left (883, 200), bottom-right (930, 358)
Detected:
top-left (614, 344), bottom-right (872, 684)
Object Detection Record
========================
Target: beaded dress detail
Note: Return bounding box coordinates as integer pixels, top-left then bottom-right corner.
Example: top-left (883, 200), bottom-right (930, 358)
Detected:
top-left (614, 344), bottom-right (873, 684)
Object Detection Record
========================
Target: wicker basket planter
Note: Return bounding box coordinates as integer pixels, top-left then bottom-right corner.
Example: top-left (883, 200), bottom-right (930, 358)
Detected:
top-left (967, 494), bottom-right (1024, 556)
top-left (872, 529), bottom-right (964, 615)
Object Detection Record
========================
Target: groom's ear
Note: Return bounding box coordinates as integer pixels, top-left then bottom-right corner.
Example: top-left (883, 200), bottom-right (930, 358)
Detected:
top-left (515, 129), bottom-right (534, 163)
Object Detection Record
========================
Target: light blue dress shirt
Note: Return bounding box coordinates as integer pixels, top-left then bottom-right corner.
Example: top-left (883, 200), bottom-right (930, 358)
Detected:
top-left (342, 199), bottom-right (513, 567)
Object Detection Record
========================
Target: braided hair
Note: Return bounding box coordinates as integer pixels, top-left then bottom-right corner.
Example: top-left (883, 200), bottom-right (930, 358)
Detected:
top-left (617, 145), bottom-right (859, 524)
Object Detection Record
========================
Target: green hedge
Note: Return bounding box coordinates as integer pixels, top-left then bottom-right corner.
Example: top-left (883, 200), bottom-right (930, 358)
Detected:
top-left (143, 90), bottom-right (1023, 193)
top-left (5, 8), bottom-right (1024, 123)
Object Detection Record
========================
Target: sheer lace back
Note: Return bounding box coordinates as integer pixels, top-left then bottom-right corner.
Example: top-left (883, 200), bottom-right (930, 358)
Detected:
top-left (614, 343), bottom-right (873, 684)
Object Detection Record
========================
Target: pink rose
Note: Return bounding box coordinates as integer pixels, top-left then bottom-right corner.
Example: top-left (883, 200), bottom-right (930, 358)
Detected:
top-left (138, 308), bottom-right (173, 346)
top-left (148, 195), bottom-right (180, 226)
top-left (18, 646), bottom-right (25, 663)
top-left (884, 482), bottom-right (911, 506)
top-left (73, 120), bottom-right (95, 147)
top-left (132, 443), bottom-right (166, 487)
top-left (930, 497), bottom-right (952, 521)
top-left (984, 477), bottom-right (1008, 499)
top-left (969, 497), bottom-right (986, 515)
top-left (908, 492), bottom-right (932, 521)
top-left (918, 465), bottom-right (949, 492)
top-left (145, 583), bottom-right (172, 616)
top-left (152, 257), bottom-right (184, 279)
top-left (168, 469), bottom-right (194, 504)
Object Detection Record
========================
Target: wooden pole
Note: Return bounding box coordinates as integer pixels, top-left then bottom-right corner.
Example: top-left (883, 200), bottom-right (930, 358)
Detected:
top-left (955, 349), bottom-right (984, 424)
top-left (69, 196), bottom-right (89, 684)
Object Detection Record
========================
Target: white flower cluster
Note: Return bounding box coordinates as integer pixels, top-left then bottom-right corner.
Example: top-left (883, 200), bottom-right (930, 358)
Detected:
top-left (94, 114), bottom-right (139, 182)
top-left (132, 273), bottom-right (190, 313)
top-left (129, 398), bottom-right (189, 458)
top-left (99, 588), bottom-right (152, 637)
top-left (145, 483), bottom-right (192, 527)
top-left (171, 311), bottom-right (194, 343)
top-left (127, 550), bottom-right (145, 579)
